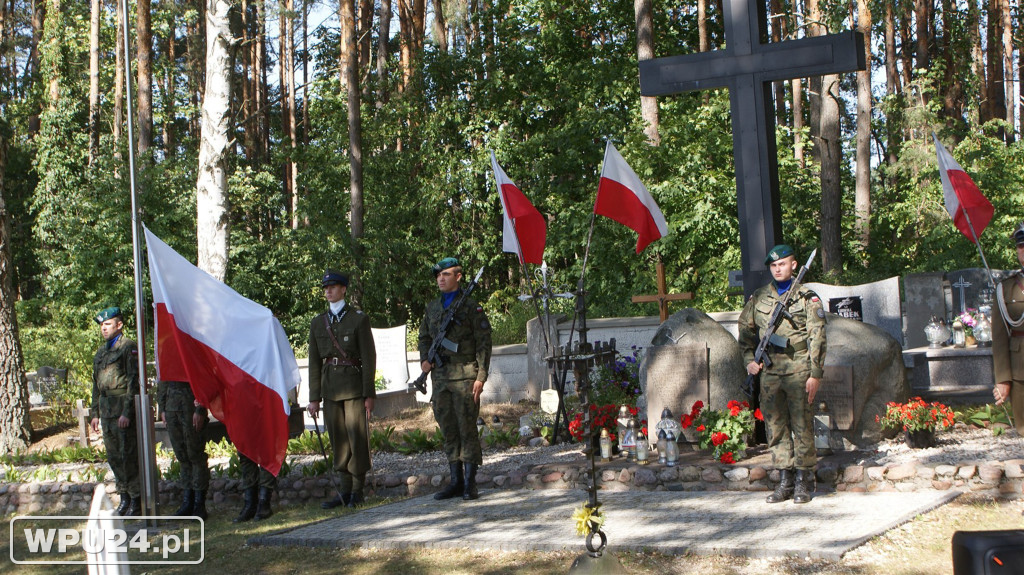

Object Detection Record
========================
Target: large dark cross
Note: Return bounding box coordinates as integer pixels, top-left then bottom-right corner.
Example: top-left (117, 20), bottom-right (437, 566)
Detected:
top-left (639, 0), bottom-right (865, 297)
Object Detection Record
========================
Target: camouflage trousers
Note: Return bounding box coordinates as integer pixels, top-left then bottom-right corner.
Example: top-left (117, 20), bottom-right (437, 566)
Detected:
top-left (431, 376), bottom-right (482, 465)
top-left (760, 370), bottom-right (816, 470)
top-left (239, 453), bottom-right (277, 491)
top-left (165, 409), bottom-right (210, 491)
top-left (100, 417), bottom-right (140, 497)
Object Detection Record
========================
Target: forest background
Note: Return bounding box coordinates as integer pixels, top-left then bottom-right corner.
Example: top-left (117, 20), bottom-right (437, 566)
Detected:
top-left (1, 0), bottom-right (1024, 450)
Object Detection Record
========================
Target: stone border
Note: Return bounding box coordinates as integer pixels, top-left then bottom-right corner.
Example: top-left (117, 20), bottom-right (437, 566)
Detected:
top-left (4, 458), bottom-right (1021, 516)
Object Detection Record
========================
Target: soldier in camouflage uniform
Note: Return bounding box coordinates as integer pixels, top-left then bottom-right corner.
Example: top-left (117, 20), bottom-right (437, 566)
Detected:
top-left (234, 453), bottom-right (277, 522)
top-left (90, 306), bottom-right (141, 516)
top-left (992, 222), bottom-right (1024, 435)
top-left (738, 245), bottom-right (827, 504)
top-left (157, 380), bottom-right (210, 518)
top-left (418, 257), bottom-right (491, 501)
top-left (307, 269), bottom-right (376, 509)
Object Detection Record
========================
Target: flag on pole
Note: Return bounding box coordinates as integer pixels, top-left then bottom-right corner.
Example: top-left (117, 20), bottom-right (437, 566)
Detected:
top-left (491, 151), bottom-right (546, 264)
top-left (594, 142), bottom-right (669, 253)
top-left (933, 133), bottom-right (993, 244)
top-left (145, 228), bottom-right (299, 476)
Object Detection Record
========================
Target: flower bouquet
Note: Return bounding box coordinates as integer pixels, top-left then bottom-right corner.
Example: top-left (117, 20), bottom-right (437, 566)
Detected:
top-left (681, 399), bottom-right (762, 464)
top-left (876, 397), bottom-right (956, 448)
top-left (957, 309), bottom-right (979, 338)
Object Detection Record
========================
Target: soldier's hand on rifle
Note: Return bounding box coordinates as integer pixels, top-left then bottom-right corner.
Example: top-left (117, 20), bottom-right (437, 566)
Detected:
top-left (806, 377), bottom-right (821, 403)
top-left (421, 360), bottom-right (433, 373)
top-left (307, 401), bottom-right (321, 418)
top-left (746, 361), bottom-right (763, 376)
top-left (472, 381), bottom-right (484, 404)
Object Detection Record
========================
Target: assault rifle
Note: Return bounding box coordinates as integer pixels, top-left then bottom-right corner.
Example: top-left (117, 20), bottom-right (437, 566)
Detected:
top-left (740, 248), bottom-right (818, 398)
top-left (410, 267), bottom-right (485, 394)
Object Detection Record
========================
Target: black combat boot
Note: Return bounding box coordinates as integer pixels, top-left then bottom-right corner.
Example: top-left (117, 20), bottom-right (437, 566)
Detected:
top-left (462, 463), bottom-right (479, 501)
top-left (766, 469), bottom-right (795, 503)
top-left (126, 496), bottom-right (142, 517)
top-left (192, 490), bottom-right (208, 520)
top-left (346, 492), bottom-right (364, 508)
top-left (793, 469), bottom-right (813, 504)
top-left (254, 487), bottom-right (274, 520)
top-left (116, 494), bottom-right (131, 516)
top-left (433, 461), bottom-right (464, 500)
top-left (173, 489), bottom-right (194, 517)
top-left (321, 492), bottom-right (351, 509)
top-left (233, 487), bottom-right (258, 523)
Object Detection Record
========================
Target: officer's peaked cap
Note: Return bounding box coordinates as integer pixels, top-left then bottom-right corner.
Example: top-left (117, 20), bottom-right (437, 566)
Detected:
top-left (321, 270), bottom-right (349, 287)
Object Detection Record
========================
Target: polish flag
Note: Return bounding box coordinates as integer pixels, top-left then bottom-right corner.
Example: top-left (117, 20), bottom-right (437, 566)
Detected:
top-left (933, 133), bottom-right (993, 243)
top-left (594, 142), bottom-right (669, 253)
top-left (145, 228), bottom-right (299, 476)
top-left (492, 151), bottom-right (546, 265)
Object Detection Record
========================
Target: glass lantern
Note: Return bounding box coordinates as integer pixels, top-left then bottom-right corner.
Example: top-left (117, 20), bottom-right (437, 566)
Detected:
top-left (657, 429), bottom-right (668, 464)
top-left (623, 418), bottom-right (637, 460)
top-left (599, 428), bottom-right (613, 461)
top-left (616, 405), bottom-right (631, 455)
top-left (664, 430), bottom-right (679, 467)
top-left (635, 433), bottom-right (649, 464)
top-left (654, 407), bottom-right (682, 446)
top-left (952, 319), bottom-right (966, 348)
top-left (813, 401), bottom-right (832, 456)
top-left (924, 316), bottom-right (951, 348)
top-left (975, 306), bottom-right (993, 347)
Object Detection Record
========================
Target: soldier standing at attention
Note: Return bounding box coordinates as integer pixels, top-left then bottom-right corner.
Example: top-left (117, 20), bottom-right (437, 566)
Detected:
top-left (738, 245), bottom-right (827, 504)
top-left (157, 380), bottom-right (210, 519)
top-left (307, 270), bottom-right (377, 509)
top-left (992, 222), bottom-right (1024, 435)
top-left (90, 306), bottom-right (142, 516)
top-left (233, 453), bottom-right (277, 522)
top-left (419, 258), bottom-right (492, 501)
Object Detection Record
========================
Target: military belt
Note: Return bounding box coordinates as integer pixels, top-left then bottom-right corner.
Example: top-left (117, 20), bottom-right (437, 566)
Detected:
top-left (785, 340), bottom-right (808, 353)
top-left (1012, 330), bottom-right (1024, 338)
top-left (324, 357), bottom-right (361, 367)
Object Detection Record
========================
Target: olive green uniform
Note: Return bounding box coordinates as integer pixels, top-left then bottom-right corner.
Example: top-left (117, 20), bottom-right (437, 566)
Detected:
top-left (992, 270), bottom-right (1024, 434)
top-left (738, 283), bottom-right (827, 470)
top-left (418, 294), bottom-right (491, 465)
top-left (308, 305), bottom-right (376, 493)
top-left (157, 380), bottom-right (210, 491)
top-left (91, 335), bottom-right (141, 498)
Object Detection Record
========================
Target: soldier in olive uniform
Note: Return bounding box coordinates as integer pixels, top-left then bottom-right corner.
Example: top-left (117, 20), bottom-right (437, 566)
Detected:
top-left (234, 453), bottom-right (277, 522)
top-left (157, 380), bottom-right (210, 518)
top-left (418, 258), bottom-right (491, 501)
top-left (738, 245), bottom-right (827, 504)
top-left (992, 222), bottom-right (1024, 435)
top-left (90, 306), bottom-right (142, 516)
top-left (308, 270), bottom-right (377, 509)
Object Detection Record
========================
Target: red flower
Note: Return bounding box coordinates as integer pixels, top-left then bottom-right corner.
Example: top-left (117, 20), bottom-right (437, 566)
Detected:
top-left (690, 400), bottom-right (704, 417)
top-left (681, 414), bottom-right (694, 429)
top-left (696, 424), bottom-right (705, 432)
top-left (719, 452), bottom-right (735, 464)
top-left (711, 432), bottom-right (729, 446)
top-left (727, 400), bottom-right (742, 416)
top-left (754, 408), bottom-right (763, 421)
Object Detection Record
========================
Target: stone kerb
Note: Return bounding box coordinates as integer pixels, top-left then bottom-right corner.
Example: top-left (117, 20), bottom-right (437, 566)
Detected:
top-left (5, 458), bottom-right (1020, 516)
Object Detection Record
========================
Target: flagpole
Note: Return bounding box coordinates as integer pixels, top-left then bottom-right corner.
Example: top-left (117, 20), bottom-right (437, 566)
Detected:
top-left (121, 0), bottom-right (159, 520)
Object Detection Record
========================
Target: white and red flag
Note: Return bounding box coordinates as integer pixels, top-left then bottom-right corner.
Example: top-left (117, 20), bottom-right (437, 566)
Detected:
top-left (933, 133), bottom-right (993, 243)
top-left (594, 142), bottom-right (669, 253)
top-left (145, 228), bottom-right (299, 476)
top-left (491, 151), bottom-right (546, 264)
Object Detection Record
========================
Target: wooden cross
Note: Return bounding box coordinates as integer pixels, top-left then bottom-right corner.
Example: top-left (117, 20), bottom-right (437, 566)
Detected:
top-left (638, 0), bottom-right (865, 297)
top-left (632, 259), bottom-right (693, 322)
top-left (73, 398), bottom-right (92, 448)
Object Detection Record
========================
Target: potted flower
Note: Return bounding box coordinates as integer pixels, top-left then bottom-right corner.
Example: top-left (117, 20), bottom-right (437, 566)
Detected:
top-left (957, 309), bottom-right (979, 345)
top-left (876, 397), bottom-right (956, 448)
top-left (681, 399), bottom-right (762, 464)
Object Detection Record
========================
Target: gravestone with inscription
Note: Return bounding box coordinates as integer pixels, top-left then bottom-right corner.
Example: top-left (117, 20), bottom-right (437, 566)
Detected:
top-left (637, 309), bottom-right (747, 441)
top-left (945, 268), bottom-right (1015, 316)
top-left (822, 316), bottom-right (909, 446)
top-left (805, 277), bottom-right (902, 345)
top-left (641, 344), bottom-right (710, 443)
top-left (371, 325), bottom-right (410, 391)
top-left (828, 297), bottom-right (862, 322)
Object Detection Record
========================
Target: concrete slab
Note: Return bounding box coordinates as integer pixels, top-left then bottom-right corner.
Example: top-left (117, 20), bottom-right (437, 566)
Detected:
top-left (252, 488), bottom-right (961, 560)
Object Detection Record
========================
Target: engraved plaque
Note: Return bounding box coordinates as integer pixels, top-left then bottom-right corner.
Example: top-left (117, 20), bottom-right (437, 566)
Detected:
top-left (644, 344), bottom-right (709, 443)
top-left (817, 365), bottom-right (854, 431)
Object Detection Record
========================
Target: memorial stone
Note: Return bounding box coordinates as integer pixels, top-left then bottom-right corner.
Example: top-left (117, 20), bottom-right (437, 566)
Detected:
top-left (903, 272), bottom-right (946, 349)
top-left (371, 325), bottom-right (410, 391)
top-left (945, 268), bottom-right (1016, 317)
top-left (816, 365), bottom-right (854, 431)
top-left (641, 344), bottom-right (709, 443)
top-left (828, 296), bottom-right (863, 322)
top-left (805, 277), bottom-right (902, 345)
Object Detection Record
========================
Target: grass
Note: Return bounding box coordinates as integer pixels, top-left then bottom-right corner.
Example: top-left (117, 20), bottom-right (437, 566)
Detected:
top-left (2, 494), bottom-right (1021, 574)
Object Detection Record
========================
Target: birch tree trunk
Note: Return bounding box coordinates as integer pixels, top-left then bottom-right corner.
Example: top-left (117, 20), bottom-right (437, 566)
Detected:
top-left (634, 0), bottom-right (659, 145)
top-left (89, 0), bottom-right (100, 164)
top-left (854, 0), bottom-right (871, 252)
top-left (196, 0), bottom-right (231, 281)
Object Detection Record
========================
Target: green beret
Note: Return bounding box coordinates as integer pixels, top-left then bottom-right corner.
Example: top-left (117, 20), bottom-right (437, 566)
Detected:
top-left (432, 257), bottom-right (460, 276)
top-left (1013, 222), bottom-right (1024, 246)
top-left (764, 244), bottom-right (795, 265)
top-left (94, 306), bottom-right (122, 324)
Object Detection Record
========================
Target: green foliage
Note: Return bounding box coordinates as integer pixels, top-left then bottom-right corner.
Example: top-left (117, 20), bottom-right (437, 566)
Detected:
top-left (301, 457), bottom-right (333, 477)
top-left (206, 437), bottom-right (237, 459)
top-left (163, 459), bottom-right (181, 482)
top-left (483, 427), bottom-right (520, 449)
top-left (369, 425), bottom-right (397, 452)
top-left (396, 428), bottom-right (443, 455)
top-left (1, 445), bottom-right (105, 466)
top-left (288, 431), bottom-right (327, 455)
top-left (588, 347), bottom-right (644, 408)
top-left (681, 400), bottom-right (760, 464)
top-left (374, 370), bottom-right (389, 391)
top-left (959, 404), bottom-right (1015, 436)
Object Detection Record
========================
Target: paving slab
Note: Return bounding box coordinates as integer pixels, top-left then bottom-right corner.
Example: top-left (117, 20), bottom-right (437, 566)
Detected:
top-left (253, 488), bottom-right (961, 560)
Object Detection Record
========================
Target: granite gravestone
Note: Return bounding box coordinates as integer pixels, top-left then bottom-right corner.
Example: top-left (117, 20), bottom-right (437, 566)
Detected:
top-left (904, 272), bottom-right (946, 349)
top-left (641, 344), bottom-right (709, 443)
top-left (805, 277), bottom-right (902, 345)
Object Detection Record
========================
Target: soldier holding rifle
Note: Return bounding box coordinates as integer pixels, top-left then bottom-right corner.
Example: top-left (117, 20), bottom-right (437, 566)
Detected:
top-left (418, 257), bottom-right (492, 501)
top-left (738, 245), bottom-right (827, 504)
